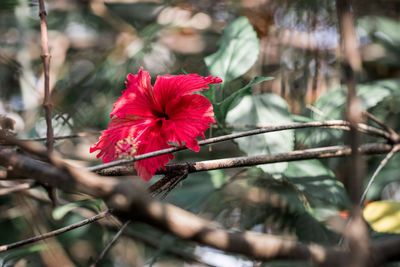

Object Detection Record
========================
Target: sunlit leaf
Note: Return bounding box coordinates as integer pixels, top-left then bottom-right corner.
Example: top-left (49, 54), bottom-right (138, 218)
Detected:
top-left (205, 16), bottom-right (259, 84)
top-left (364, 201), bottom-right (400, 233)
top-left (284, 160), bottom-right (350, 211)
top-left (214, 76), bottom-right (274, 123)
top-left (298, 79), bottom-right (400, 147)
top-left (226, 93), bottom-right (294, 174)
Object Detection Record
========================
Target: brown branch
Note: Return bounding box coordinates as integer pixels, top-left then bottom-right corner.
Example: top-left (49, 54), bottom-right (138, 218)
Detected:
top-left (11, 192), bottom-right (214, 267)
top-left (120, 228), bottom-right (215, 266)
top-left (0, 148), bottom-right (342, 264)
top-left (87, 120), bottom-right (391, 172)
top-left (0, 210), bottom-right (110, 252)
top-left (0, 181), bottom-right (37, 195)
top-left (359, 145), bottom-right (400, 205)
top-left (90, 220), bottom-right (131, 267)
top-left (19, 132), bottom-right (99, 142)
top-left (38, 0), bottom-right (57, 206)
top-left (1, 147), bottom-right (399, 266)
top-left (97, 142), bottom-right (395, 176)
top-left (363, 111), bottom-right (400, 144)
top-left (38, 0), bottom-right (53, 152)
top-left (336, 0), bottom-right (369, 266)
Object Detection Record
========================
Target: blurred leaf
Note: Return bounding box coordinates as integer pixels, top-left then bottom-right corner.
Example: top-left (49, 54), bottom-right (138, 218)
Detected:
top-left (364, 201), bottom-right (400, 233)
top-left (205, 173), bottom-right (339, 245)
top-left (52, 199), bottom-right (102, 220)
top-left (226, 93), bottom-right (294, 174)
top-left (358, 16), bottom-right (400, 67)
top-left (284, 160), bottom-right (350, 210)
top-left (166, 172), bottom-right (216, 213)
top-left (294, 211), bottom-right (339, 244)
top-left (205, 16), bottom-right (259, 85)
top-left (365, 154), bottom-right (400, 200)
top-left (0, 244), bottom-right (47, 267)
top-left (313, 79), bottom-right (398, 120)
top-left (214, 76), bottom-right (274, 123)
top-left (298, 79), bottom-right (399, 147)
top-left (209, 170), bottom-right (226, 189)
top-left (265, 261), bottom-right (313, 267)
top-left (359, 16), bottom-right (400, 45)
top-left (0, 0), bottom-right (19, 11)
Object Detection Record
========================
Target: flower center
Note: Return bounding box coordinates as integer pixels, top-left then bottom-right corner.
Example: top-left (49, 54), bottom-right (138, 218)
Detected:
top-left (153, 110), bottom-right (169, 120)
top-left (115, 137), bottom-right (140, 158)
top-left (161, 113), bottom-right (169, 120)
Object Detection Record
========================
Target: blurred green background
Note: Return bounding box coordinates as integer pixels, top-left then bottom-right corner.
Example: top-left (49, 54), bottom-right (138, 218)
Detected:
top-left (1, 0), bottom-right (400, 266)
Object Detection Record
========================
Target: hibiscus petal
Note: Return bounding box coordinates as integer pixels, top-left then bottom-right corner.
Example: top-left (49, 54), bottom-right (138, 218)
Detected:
top-left (90, 116), bottom-right (152, 163)
top-left (163, 94), bottom-right (215, 151)
top-left (153, 74), bottom-right (222, 107)
top-left (110, 67), bottom-right (159, 119)
top-left (134, 128), bottom-right (174, 182)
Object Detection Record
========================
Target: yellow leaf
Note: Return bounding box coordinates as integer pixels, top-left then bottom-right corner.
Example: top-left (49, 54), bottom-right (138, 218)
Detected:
top-left (364, 201), bottom-right (400, 233)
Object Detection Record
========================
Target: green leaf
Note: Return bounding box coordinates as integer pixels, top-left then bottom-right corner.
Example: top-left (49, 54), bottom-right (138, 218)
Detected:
top-left (313, 79), bottom-right (397, 121)
top-left (298, 79), bottom-right (399, 147)
top-left (226, 93), bottom-right (294, 174)
top-left (205, 16), bottom-right (259, 84)
top-left (284, 160), bottom-right (350, 210)
top-left (214, 76), bottom-right (274, 123)
top-left (365, 153), bottom-right (400, 200)
top-left (0, 0), bottom-right (19, 11)
top-left (1, 244), bottom-right (47, 267)
top-left (209, 170), bottom-right (226, 189)
top-left (358, 16), bottom-right (400, 45)
top-left (52, 199), bottom-right (103, 220)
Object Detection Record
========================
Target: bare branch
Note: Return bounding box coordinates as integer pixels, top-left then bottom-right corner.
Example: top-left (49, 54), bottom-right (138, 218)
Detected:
top-left (38, 0), bottom-right (53, 152)
top-left (336, 0), bottom-right (369, 266)
top-left (0, 181), bottom-right (37, 195)
top-left (0, 148), bottom-right (343, 264)
top-left (359, 145), bottom-right (400, 205)
top-left (87, 120), bottom-right (391, 172)
top-left (38, 0), bottom-right (58, 206)
top-left (19, 132), bottom-right (99, 142)
top-left (363, 111), bottom-right (400, 143)
top-left (0, 210), bottom-right (110, 252)
top-left (90, 220), bottom-right (131, 267)
top-left (97, 142), bottom-right (395, 176)
top-left (0, 146), bottom-right (398, 265)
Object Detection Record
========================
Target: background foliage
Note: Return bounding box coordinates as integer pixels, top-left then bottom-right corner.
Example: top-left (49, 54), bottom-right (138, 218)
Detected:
top-left (1, 0), bottom-right (400, 266)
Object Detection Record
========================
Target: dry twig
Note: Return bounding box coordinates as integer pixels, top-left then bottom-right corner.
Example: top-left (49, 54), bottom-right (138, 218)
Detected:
top-left (1, 147), bottom-right (400, 265)
top-left (90, 220), bottom-right (131, 267)
top-left (0, 210), bottom-right (110, 252)
top-left (38, 0), bottom-right (57, 206)
top-left (87, 120), bottom-right (390, 172)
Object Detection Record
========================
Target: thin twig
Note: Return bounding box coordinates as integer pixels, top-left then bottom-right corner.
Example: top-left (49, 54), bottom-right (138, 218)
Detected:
top-left (0, 210), bottom-right (110, 252)
top-left (363, 111), bottom-right (400, 143)
top-left (38, 0), bottom-right (57, 206)
top-left (98, 142), bottom-right (395, 176)
top-left (359, 145), bottom-right (400, 205)
top-left (0, 181), bottom-right (37, 196)
top-left (1, 133), bottom-right (97, 146)
top-left (19, 132), bottom-right (99, 142)
top-left (87, 120), bottom-right (390, 172)
top-left (336, 0), bottom-right (369, 265)
top-left (2, 147), bottom-right (400, 265)
top-left (38, 0), bottom-right (53, 152)
top-left (91, 220), bottom-right (131, 267)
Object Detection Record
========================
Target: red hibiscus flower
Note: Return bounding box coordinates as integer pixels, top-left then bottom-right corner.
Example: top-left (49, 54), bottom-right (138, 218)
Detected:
top-left (90, 68), bottom-right (222, 181)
